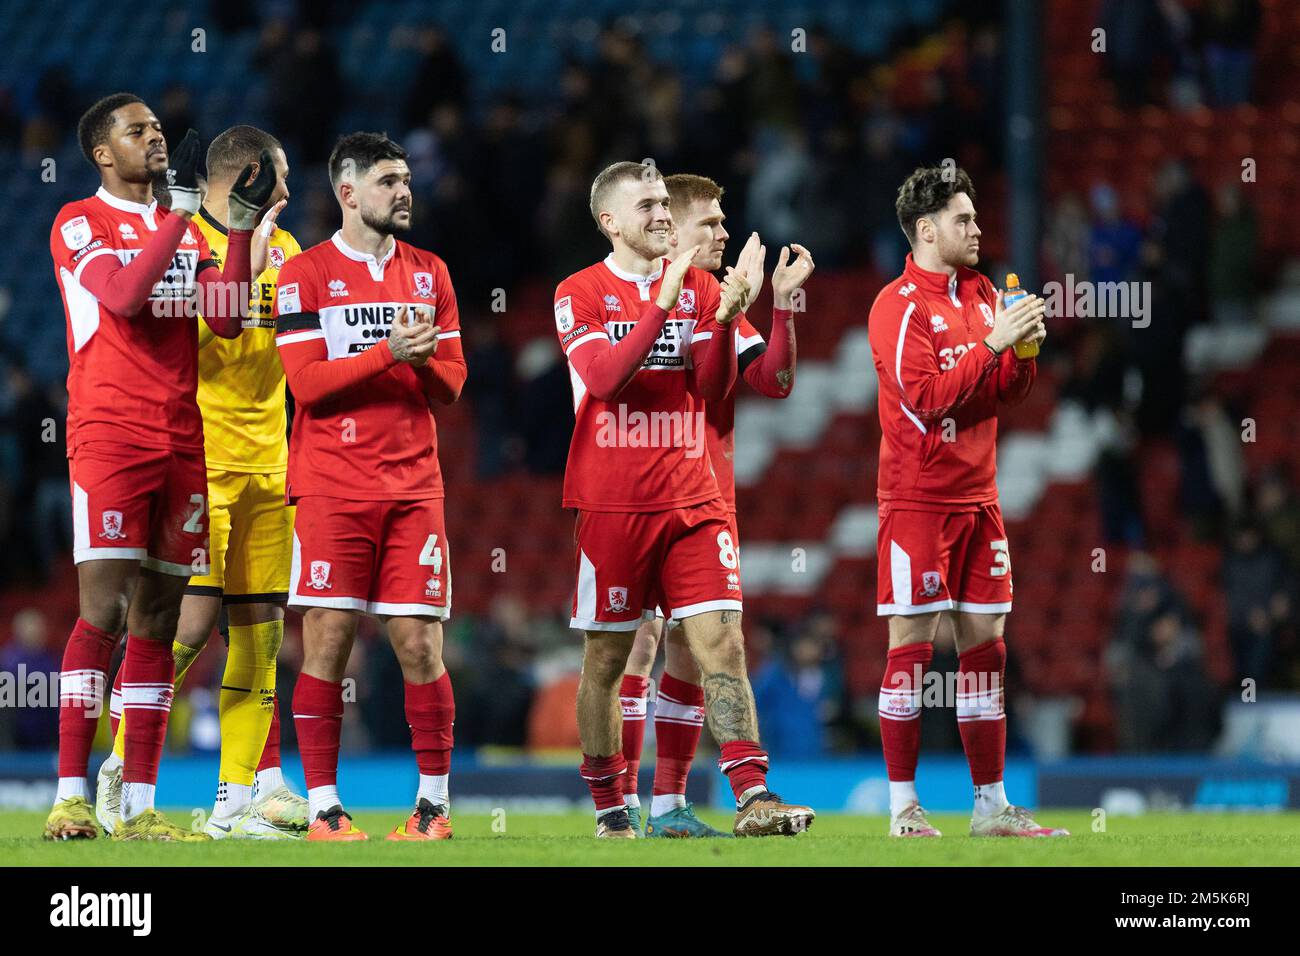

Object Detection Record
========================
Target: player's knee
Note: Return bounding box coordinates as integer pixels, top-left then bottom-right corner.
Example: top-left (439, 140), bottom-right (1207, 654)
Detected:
top-left (583, 637), bottom-right (632, 686)
top-left (83, 593), bottom-right (129, 636)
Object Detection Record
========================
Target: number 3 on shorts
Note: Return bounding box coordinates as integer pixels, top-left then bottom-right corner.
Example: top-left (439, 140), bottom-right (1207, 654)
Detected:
top-left (420, 533), bottom-right (444, 574)
top-left (717, 530), bottom-right (738, 570)
top-left (989, 539), bottom-right (1010, 576)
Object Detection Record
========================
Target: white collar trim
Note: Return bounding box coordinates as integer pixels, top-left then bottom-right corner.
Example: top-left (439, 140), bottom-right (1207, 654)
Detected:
top-left (332, 231), bottom-right (396, 268)
top-left (602, 253), bottom-right (664, 285)
top-left (96, 186), bottom-right (157, 215)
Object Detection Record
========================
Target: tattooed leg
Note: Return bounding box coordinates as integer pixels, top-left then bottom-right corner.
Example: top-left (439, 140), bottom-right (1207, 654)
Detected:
top-left (681, 611), bottom-right (759, 743)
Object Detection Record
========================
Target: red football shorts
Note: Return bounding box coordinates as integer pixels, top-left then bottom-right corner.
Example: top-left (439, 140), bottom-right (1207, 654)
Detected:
top-left (572, 499), bottom-right (742, 632)
top-left (289, 495), bottom-right (451, 619)
top-left (876, 502), bottom-right (1012, 616)
top-left (658, 510), bottom-right (740, 629)
top-left (70, 440), bottom-right (209, 576)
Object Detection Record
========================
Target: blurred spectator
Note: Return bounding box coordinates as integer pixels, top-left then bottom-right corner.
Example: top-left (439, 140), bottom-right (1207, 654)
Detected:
top-left (1094, 407), bottom-right (1147, 547)
top-left (260, 22), bottom-right (342, 164)
top-left (1108, 557), bottom-right (1221, 751)
top-left (1102, 0), bottom-right (1170, 107)
top-left (456, 597), bottom-right (539, 747)
top-left (1044, 191), bottom-right (1090, 290)
top-left (157, 84), bottom-right (196, 144)
top-left (400, 27), bottom-right (469, 130)
top-left (1222, 519), bottom-right (1292, 685)
top-left (1176, 386), bottom-right (1245, 541)
top-left (750, 620), bottom-right (845, 758)
top-left (0, 608), bottom-right (59, 749)
top-left (1208, 182), bottom-right (1258, 324)
top-left (516, 339), bottom-right (571, 475)
top-left (1253, 465), bottom-right (1300, 577)
top-left (463, 315), bottom-right (517, 479)
top-left (1088, 184), bottom-right (1142, 286)
top-left (1109, 599), bottom-right (1221, 751)
top-left (1199, 0), bottom-right (1260, 106)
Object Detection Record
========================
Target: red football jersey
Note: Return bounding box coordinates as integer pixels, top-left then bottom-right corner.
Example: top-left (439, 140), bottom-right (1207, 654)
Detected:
top-left (50, 187), bottom-right (216, 453)
top-left (274, 232), bottom-right (461, 501)
top-left (555, 255), bottom-right (727, 512)
top-left (703, 314), bottom-right (767, 513)
top-left (868, 253), bottom-right (1036, 510)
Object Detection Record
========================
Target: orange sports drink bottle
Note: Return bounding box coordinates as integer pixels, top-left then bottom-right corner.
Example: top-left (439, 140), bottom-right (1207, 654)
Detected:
top-left (1004, 273), bottom-right (1039, 359)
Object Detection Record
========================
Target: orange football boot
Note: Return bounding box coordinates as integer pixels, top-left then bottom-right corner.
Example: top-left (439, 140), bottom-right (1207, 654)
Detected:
top-left (387, 798), bottom-right (453, 841)
top-left (306, 805), bottom-right (368, 841)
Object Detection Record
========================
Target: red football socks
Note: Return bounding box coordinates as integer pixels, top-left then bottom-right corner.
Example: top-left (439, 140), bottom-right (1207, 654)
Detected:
top-left (293, 673), bottom-right (344, 790)
top-left (580, 752), bottom-right (629, 813)
top-left (618, 674), bottom-right (650, 799)
top-left (405, 672), bottom-right (455, 775)
top-left (956, 638), bottom-right (1007, 786)
top-left (57, 618), bottom-right (119, 779)
top-left (879, 642), bottom-right (932, 781)
top-left (119, 635), bottom-right (174, 786)
top-left (653, 673), bottom-right (704, 797)
top-left (718, 740), bottom-right (769, 801)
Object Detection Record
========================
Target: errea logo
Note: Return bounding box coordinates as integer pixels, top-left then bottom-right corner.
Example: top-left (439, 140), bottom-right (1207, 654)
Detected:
top-left (930, 315), bottom-right (949, 333)
top-left (118, 223), bottom-right (137, 241)
top-left (603, 294), bottom-right (622, 313)
top-left (328, 279), bottom-right (348, 298)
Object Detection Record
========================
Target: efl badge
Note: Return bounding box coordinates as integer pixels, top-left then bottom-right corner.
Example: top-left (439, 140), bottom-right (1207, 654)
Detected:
top-left (60, 215), bottom-right (91, 250)
top-left (979, 302), bottom-right (995, 327)
top-left (920, 571), bottom-right (941, 598)
top-left (606, 586), bottom-right (629, 613)
top-left (555, 295), bottom-right (575, 333)
top-left (308, 560), bottom-right (333, 590)
top-left (414, 271), bottom-right (434, 298)
top-left (98, 511), bottom-right (126, 540)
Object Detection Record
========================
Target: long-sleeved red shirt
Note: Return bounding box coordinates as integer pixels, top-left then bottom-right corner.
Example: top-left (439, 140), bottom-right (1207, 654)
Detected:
top-left (868, 254), bottom-right (1036, 510)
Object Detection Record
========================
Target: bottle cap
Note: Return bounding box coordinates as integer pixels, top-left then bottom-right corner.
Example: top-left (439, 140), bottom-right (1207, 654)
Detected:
top-left (1006, 273), bottom-right (1021, 289)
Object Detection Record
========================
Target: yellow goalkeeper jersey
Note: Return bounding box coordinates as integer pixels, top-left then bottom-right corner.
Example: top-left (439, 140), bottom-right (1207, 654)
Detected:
top-left (194, 207), bottom-right (301, 473)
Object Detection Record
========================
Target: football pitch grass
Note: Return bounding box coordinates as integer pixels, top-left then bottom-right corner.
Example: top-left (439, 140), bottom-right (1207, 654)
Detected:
top-left (4, 810), bottom-right (1300, 865)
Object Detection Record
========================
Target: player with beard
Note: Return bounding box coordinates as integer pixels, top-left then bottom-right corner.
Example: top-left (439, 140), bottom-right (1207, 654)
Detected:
top-left (616, 173), bottom-right (813, 837)
top-left (556, 161), bottom-right (815, 837)
top-left (868, 165), bottom-right (1065, 838)
top-left (45, 93), bottom-right (266, 840)
top-left (275, 133), bottom-right (466, 841)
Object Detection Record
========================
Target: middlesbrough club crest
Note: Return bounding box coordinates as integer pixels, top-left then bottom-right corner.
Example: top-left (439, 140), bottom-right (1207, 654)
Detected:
top-left (920, 571), bottom-right (942, 598)
top-left (269, 246), bottom-right (285, 270)
top-left (677, 289), bottom-right (696, 314)
top-left (308, 560), bottom-right (333, 590)
top-left (606, 586), bottom-right (629, 613)
top-left (414, 272), bottom-right (434, 298)
top-left (98, 511), bottom-right (126, 540)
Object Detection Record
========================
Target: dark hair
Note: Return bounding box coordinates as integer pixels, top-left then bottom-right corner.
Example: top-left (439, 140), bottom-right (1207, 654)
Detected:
top-left (77, 92), bottom-right (144, 166)
top-left (328, 132), bottom-right (407, 188)
top-left (589, 161), bottom-right (662, 236)
top-left (895, 164), bottom-right (976, 244)
top-left (207, 125), bottom-right (282, 181)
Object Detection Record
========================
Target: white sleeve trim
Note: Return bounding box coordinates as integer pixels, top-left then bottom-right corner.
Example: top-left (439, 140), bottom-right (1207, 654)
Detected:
top-left (894, 302), bottom-right (916, 386)
top-left (436, 330), bottom-right (461, 340)
top-left (71, 246), bottom-right (117, 283)
top-left (691, 330), bottom-right (714, 344)
top-left (276, 330), bottom-right (325, 346)
top-left (564, 330), bottom-right (609, 356)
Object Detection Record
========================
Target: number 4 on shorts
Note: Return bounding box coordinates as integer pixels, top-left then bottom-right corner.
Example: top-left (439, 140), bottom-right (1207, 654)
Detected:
top-left (420, 534), bottom-right (444, 574)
